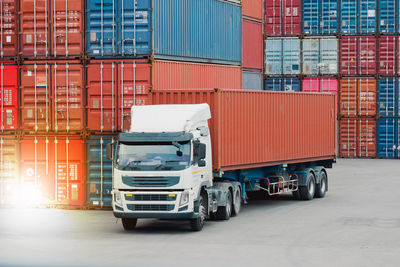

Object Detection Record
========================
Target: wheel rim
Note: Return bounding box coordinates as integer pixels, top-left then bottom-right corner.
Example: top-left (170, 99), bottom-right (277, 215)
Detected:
top-left (234, 190), bottom-right (241, 213)
top-left (308, 177), bottom-right (315, 196)
top-left (226, 192), bottom-right (232, 216)
top-left (320, 175), bottom-right (326, 193)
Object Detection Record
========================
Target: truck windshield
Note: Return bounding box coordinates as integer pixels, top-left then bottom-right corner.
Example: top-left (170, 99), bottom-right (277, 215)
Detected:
top-left (116, 141), bottom-right (191, 171)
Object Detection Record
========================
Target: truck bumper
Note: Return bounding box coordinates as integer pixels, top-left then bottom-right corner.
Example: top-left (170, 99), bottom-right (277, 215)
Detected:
top-left (113, 211), bottom-right (198, 219)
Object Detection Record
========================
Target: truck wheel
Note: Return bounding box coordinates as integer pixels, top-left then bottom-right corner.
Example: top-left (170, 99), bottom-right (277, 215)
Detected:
top-left (190, 194), bottom-right (207, 231)
top-left (216, 190), bottom-right (232, 220)
top-left (315, 171), bottom-right (327, 198)
top-left (121, 218), bottom-right (137, 231)
top-left (299, 172), bottom-right (316, 201)
top-left (231, 188), bottom-right (241, 217)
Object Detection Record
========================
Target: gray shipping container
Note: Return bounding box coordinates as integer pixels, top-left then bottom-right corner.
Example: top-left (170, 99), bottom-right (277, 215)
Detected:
top-left (242, 70), bottom-right (263, 90)
top-left (264, 38), bottom-right (301, 75)
top-left (302, 37), bottom-right (338, 75)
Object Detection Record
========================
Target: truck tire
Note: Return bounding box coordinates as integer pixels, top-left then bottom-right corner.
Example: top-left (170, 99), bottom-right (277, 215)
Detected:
top-left (190, 194), bottom-right (207, 231)
top-left (231, 188), bottom-right (241, 217)
top-left (315, 171), bottom-right (327, 198)
top-left (298, 172), bottom-right (316, 201)
top-left (216, 190), bottom-right (232, 220)
top-left (122, 218), bottom-right (137, 231)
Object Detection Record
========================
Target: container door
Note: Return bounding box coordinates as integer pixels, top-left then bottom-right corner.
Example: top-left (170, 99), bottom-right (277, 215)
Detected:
top-left (340, 0), bottom-right (356, 34)
top-left (0, 64), bottom-right (18, 131)
top-left (53, 63), bottom-right (84, 132)
top-left (359, 0), bottom-right (377, 33)
top-left (265, 39), bottom-right (283, 75)
top-left (282, 38), bottom-right (300, 74)
top-left (119, 0), bottom-right (151, 56)
top-left (302, 38), bottom-right (319, 75)
top-left (283, 78), bottom-right (300, 91)
top-left (302, 0), bottom-right (319, 34)
top-left (340, 78), bottom-right (357, 116)
top-left (358, 119), bottom-right (376, 158)
top-left (358, 78), bottom-right (376, 116)
top-left (321, 78), bottom-right (338, 93)
top-left (54, 137), bottom-right (84, 205)
top-left (377, 118), bottom-right (396, 158)
top-left (0, 0), bottom-right (18, 57)
top-left (86, 0), bottom-right (117, 56)
top-left (340, 118), bottom-right (357, 157)
top-left (321, 0), bottom-right (338, 34)
top-left (264, 0), bottom-right (283, 35)
top-left (20, 64), bottom-right (51, 132)
top-left (264, 78), bottom-right (282, 91)
top-left (378, 77), bottom-right (396, 116)
top-left (87, 62), bottom-right (118, 132)
top-left (0, 137), bottom-right (19, 205)
top-left (359, 37), bottom-right (377, 75)
top-left (378, 0), bottom-right (397, 33)
top-left (379, 36), bottom-right (397, 75)
top-left (302, 78), bottom-right (319, 92)
top-left (320, 38), bottom-right (338, 74)
top-left (396, 119), bottom-right (400, 158)
top-left (20, 0), bottom-right (50, 57)
top-left (51, 0), bottom-right (83, 57)
top-left (86, 135), bottom-right (115, 206)
top-left (283, 0), bottom-right (301, 35)
top-left (340, 37), bottom-right (357, 75)
top-left (118, 61), bottom-right (150, 131)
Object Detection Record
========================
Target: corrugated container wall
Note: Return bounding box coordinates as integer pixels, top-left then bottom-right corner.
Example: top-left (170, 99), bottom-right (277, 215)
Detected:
top-left (302, 37), bottom-right (338, 75)
top-left (152, 90), bottom-right (337, 171)
top-left (86, 135), bottom-right (116, 207)
top-left (264, 0), bottom-right (301, 36)
top-left (242, 19), bottom-right (263, 70)
top-left (0, 0), bottom-right (18, 57)
top-left (0, 63), bottom-right (18, 131)
top-left (264, 77), bottom-right (301, 91)
top-left (302, 77), bottom-right (338, 93)
top-left (378, 0), bottom-right (399, 33)
top-left (340, 36), bottom-right (377, 75)
top-left (86, 0), bottom-right (242, 65)
top-left (302, 0), bottom-right (339, 35)
top-left (20, 0), bottom-right (84, 58)
top-left (264, 37), bottom-right (301, 75)
top-left (242, 70), bottom-right (263, 90)
top-left (339, 118), bottom-right (376, 158)
top-left (19, 136), bottom-right (85, 206)
top-left (0, 137), bottom-right (19, 205)
top-left (377, 118), bottom-right (400, 159)
top-left (20, 62), bottom-right (84, 133)
top-left (242, 0), bottom-right (263, 21)
top-left (340, 78), bottom-right (377, 116)
top-left (340, 0), bottom-right (377, 34)
top-left (378, 77), bottom-right (399, 117)
top-left (378, 36), bottom-right (400, 75)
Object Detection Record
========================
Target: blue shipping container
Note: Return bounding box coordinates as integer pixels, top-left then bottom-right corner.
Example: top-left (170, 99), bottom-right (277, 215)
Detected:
top-left (377, 118), bottom-right (400, 159)
top-left (341, 0), bottom-right (377, 34)
top-left (243, 71), bottom-right (263, 90)
top-left (86, 0), bottom-right (242, 64)
top-left (264, 77), bottom-right (301, 91)
top-left (379, 0), bottom-right (400, 33)
top-left (86, 135), bottom-right (117, 207)
top-left (378, 77), bottom-right (400, 116)
top-left (303, 0), bottom-right (339, 34)
top-left (264, 38), bottom-right (301, 75)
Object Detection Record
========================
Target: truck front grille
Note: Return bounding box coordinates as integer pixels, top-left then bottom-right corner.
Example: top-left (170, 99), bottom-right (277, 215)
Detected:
top-left (126, 204), bottom-right (175, 212)
top-left (125, 194), bottom-right (177, 201)
top-left (122, 176), bottom-right (180, 187)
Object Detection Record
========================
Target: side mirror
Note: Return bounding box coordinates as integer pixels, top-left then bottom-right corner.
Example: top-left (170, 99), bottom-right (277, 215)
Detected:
top-left (198, 159), bottom-right (206, 167)
top-left (106, 143), bottom-right (114, 160)
top-left (198, 143), bottom-right (206, 160)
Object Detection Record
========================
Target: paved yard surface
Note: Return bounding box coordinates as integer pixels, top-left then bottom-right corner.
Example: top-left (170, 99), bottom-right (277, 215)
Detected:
top-left (0, 159), bottom-right (399, 267)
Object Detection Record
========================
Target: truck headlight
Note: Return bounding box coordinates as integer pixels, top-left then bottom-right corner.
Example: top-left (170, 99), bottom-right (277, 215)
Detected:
top-left (179, 191), bottom-right (189, 206)
top-left (114, 191), bottom-right (122, 206)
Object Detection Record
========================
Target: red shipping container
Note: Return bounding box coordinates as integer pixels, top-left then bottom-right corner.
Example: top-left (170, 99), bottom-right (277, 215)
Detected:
top-left (242, 19), bottom-right (263, 70)
top-left (0, 0), bottom-right (18, 57)
top-left (152, 60), bottom-right (242, 90)
top-left (152, 90), bottom-right (336, 171)
top-left (20, 61), bottom-right (84, 133)
top-left (19, 0), bottom-right (83, 58)
top-left (242, 0), bottom-right (263, 21)
top-left (340, 78), bottom-right (376, 116)
top-left (265, 0), bottom-right (301, 36)
top-left (378, 36), bottom-right (400, 75)
top-left (340, 118), bottom-right (376, 158)
top-left (19, 136), bottom-right (85, 206)
top-left (0, 63), bottom-right (18, 131)
top-left (340, 36), bottom-right (377, 75)
top-left (0, 136), bottom-right (19, 205)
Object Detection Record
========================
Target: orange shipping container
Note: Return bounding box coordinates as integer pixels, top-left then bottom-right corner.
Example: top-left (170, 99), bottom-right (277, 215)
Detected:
top-left (340, 78), bottom-right (376, 116)
top-left (242, 0), bottom-right (263, 21)
top-left (152, 90), bottom-right (337, 171)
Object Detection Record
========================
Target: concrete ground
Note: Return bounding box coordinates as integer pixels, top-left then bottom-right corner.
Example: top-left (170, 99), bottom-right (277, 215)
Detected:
top-left (0, 159), bottom-right (399, 267)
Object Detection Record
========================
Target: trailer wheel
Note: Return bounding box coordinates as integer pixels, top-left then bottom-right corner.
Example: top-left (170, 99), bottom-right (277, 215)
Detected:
top-left (216, 190), bottom-right (232, 220)
top-left (121, 218), bottom-right (137, 231)
top-left (299, 172), bottom-right (316, 201)
top-left (315, 171), bottom-right (327, 198)
top-left (190, 194), bottom-right (207, 231)
top-left (231, 188), bottom-right (241, 217)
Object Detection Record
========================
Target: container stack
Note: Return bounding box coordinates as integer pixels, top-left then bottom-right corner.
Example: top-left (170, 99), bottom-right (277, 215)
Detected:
top-left (242, 0), bottom-right (263, 90)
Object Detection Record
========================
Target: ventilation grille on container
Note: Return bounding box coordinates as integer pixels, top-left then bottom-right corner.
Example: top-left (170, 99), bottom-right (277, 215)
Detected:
top-left (127, 204), bottom-right (175, 212)
top-left (122, 176), bottom-right (180, 187)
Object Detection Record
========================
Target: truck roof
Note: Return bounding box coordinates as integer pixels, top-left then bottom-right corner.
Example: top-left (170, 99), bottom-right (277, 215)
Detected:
top-left (130, 104), bottom-right (211, 133)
